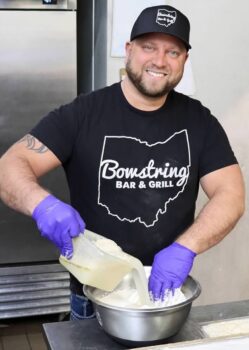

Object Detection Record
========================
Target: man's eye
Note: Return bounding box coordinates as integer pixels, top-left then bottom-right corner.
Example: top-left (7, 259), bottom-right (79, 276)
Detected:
top-left (143, 45), bottom-right (154, 51)
top-left (168, 50), bottom-right (180, 57)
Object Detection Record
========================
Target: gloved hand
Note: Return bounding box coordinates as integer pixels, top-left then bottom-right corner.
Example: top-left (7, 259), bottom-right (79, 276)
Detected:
top-left (148, 242), bottom-right (196, 300)
top-left (32, 194), bottom-right (85, 259)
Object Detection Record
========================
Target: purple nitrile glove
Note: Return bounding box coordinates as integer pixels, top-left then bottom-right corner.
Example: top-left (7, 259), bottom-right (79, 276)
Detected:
top-left (32, 194), bottom-right (85, 259)
top-left (148, 242), bottom-right (196, 301)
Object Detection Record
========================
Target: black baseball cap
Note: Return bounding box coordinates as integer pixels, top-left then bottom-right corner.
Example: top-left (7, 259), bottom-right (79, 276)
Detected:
top-left (130, 5), bottom-right (191, 50)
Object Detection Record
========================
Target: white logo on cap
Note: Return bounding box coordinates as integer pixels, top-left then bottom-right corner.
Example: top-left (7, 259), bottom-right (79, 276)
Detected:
top-left (156, 9), bottom-right (177, 28)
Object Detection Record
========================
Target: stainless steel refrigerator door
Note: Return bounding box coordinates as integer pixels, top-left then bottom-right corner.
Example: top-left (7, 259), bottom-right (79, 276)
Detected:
top-left (0, 10), bottom-right (77, 263)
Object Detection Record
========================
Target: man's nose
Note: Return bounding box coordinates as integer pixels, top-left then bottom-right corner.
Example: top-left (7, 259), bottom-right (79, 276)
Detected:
top-left (152, 50), bottom-right (167, 67)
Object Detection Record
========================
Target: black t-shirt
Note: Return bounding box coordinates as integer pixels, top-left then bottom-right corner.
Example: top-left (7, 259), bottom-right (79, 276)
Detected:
top-left (31, 83), bottom-right (237, 293)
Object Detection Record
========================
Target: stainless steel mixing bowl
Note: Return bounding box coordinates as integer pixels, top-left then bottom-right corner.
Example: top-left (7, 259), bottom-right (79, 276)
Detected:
top-left (83, 272), bottom-right (201, 347)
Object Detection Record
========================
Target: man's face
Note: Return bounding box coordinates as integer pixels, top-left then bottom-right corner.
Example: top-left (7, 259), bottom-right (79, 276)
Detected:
top-left (125, 33), bottom-right (188, 98)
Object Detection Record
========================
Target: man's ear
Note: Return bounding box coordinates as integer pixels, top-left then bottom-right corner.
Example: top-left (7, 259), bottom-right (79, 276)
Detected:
top-left (124, 41), bottom-right (132, 64)
top-left (185, 52), bottom-right (189, 63)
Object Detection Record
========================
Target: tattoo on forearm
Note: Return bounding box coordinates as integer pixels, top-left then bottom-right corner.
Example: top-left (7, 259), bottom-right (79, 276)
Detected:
top-left (18, 134), bottom-right (48, 153)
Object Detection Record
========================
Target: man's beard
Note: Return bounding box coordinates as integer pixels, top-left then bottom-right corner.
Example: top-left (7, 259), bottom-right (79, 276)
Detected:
top-left (125, 59), bottom-right (183, 98)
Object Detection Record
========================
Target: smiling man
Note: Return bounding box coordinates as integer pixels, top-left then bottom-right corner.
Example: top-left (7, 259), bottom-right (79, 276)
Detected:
top-left (123, 32), bottom-right (187, 105)
top-left (0, 5), bottom-right (245, 319)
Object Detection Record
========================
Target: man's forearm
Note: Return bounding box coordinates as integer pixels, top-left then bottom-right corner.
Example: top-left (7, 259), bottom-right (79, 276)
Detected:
top-left (176, 189), bottom-right (245, 254)
top-left (0, 154), bottom-right (49, 216)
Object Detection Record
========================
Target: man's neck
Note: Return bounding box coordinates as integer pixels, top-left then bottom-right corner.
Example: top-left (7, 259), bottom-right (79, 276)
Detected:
top-left (121, 78), bottom-right (168, 112)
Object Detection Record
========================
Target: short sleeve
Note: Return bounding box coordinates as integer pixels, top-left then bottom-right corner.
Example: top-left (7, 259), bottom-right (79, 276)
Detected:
top-left (30, 95), bottom-right (84, 163)
top-left (199, 116), bottom-right (237, 178)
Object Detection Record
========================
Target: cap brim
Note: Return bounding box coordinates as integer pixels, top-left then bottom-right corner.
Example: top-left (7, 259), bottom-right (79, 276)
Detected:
top-left (131, 31), bottom-right (191, 50)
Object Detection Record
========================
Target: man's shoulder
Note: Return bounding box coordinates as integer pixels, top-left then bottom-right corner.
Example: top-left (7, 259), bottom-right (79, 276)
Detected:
top-left (170, 91), bottom-right (216, 130)
top-left (78, 83), bottom-right (120, 101)
top-left (67, 83), bottom-right (120, 114)
top-left (172, 90), bottom-right (209, 113)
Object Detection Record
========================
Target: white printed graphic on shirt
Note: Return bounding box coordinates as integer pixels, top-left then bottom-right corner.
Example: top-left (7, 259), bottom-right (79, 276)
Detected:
top-left (98, 130), bottom-right (191, 227)
top-left (156, 9), bottom-right (177, 28)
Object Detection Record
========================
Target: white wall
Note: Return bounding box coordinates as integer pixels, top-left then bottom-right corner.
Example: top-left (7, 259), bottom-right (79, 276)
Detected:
top-left (106, 0), bottom-right (249, 305)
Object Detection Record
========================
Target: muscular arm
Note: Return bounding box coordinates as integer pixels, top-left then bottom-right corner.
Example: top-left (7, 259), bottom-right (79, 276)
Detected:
top-left (176, 164), bottom-right (245, 254)
top-left (0, 134), bottom-right (61, 216)
top-left (149, 164), bottom-right (244, 298)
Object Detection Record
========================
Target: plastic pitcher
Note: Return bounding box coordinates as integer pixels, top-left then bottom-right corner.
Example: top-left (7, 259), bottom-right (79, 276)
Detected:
top-left (59, 229), bottom-right (134, 291)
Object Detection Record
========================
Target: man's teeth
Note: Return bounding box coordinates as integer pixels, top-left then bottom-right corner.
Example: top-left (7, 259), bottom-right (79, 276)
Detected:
top-left (146, 70), bottom-right (166, 77)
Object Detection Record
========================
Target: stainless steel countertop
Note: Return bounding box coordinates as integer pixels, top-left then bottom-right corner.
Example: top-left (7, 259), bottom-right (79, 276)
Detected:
top-left (43, 299), bottom-right (249, 350)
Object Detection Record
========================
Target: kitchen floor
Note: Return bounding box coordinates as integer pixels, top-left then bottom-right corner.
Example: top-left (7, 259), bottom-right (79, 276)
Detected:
top-left (0, 313), bottom-right (69, 350)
